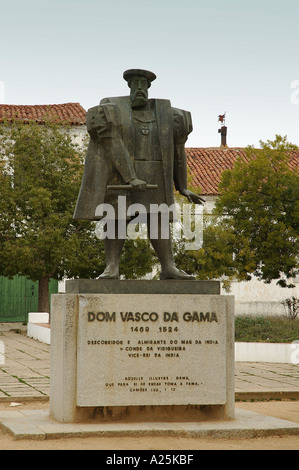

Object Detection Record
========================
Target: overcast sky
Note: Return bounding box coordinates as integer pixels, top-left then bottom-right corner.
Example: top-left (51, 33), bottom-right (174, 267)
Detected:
top-left (1, 0), bottom-right (299, 147)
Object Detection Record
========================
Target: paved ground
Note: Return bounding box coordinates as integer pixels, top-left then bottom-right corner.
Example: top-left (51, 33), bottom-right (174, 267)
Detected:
top-left (0, 330), bottom-right (299, 402)
top-left (0, 331), bottom-right (50, 400)
top-left (1, 331), bottom-right (299, 448)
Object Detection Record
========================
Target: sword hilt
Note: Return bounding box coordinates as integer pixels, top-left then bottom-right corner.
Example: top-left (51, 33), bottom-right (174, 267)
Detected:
top-left (107, 184), bottom-right (158, 190)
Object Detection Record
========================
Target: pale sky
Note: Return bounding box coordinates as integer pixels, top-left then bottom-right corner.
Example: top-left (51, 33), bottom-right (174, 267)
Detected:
top-left (1, 0), bottom-right (299, 147)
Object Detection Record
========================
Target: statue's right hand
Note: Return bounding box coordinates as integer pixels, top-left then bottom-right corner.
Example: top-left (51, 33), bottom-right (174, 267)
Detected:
top-left (129, 178), bottom-right (147, 191)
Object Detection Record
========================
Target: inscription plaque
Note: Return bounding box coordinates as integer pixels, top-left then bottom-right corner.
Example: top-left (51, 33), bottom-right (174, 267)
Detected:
top-left (77, 294), bottom-right (230, 407)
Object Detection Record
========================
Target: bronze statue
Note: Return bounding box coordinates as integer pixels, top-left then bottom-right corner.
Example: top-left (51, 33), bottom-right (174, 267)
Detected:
top-left (74, 69), bottom-right (204, 279)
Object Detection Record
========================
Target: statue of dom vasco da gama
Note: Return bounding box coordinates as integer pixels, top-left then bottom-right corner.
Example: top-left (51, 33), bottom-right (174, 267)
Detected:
top-left (73, 69), bottom-right (205, 280)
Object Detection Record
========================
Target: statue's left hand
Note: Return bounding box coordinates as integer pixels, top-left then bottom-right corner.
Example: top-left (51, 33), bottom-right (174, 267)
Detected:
top-left (180, 189), bottom-right (205, 205)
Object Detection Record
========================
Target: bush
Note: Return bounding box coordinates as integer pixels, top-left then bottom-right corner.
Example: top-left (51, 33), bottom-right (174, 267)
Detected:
top-left (281, 296), bottom-right (299, 320)
top-left (235, 315), bottom-right (299, 343)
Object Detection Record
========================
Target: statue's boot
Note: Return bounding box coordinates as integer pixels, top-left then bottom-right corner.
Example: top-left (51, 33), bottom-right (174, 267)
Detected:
top-left (150, 235), bottom-right (195, 281)
top-left (98, 237), bottom-right (125, 279)
top-left (159, 267), bottom-right (195, 280)
top-left (98, 266), bottom-right (119, 279)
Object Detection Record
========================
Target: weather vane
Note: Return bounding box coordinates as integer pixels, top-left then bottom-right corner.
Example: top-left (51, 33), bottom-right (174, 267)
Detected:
top-left (218, 112), bottom-right (226, 125)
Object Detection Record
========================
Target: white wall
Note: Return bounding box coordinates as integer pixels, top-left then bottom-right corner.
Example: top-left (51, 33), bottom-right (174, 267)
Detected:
top-left (222, 278), bottom-right (299, 316)
top-left (224, 277), bottom-right (298, 303)
top-left (66, 125), bottom-right (87, 148)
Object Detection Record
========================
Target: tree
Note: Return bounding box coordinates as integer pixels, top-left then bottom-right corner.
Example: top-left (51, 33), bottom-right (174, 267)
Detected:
top-left (173, 135), bottom-right (299, 289)
top-left (120, 238), bottom-right (158, 279)
top-left (173, 214), bottom-right (255, 291)
top-left (0, 120), bottom-right (106, 312)
top-left (170, 169), bottom-right (252, 290)
top-left (213, 135), bottom-right (299, 287)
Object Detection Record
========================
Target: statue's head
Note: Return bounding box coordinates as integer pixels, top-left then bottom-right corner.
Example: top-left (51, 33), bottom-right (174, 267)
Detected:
top-left (123, 69), bottom-right (156, 109)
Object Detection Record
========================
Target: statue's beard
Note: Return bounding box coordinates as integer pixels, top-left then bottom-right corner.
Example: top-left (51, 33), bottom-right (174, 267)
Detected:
top-left (131, 92), bottom-right (148, 109)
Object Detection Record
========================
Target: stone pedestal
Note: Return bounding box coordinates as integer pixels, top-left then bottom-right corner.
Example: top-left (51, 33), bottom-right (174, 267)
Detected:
top-left (50, 280), bottom-right (234, 423)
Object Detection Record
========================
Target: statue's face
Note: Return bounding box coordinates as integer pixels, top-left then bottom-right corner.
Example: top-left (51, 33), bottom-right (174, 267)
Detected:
top-left (129, 75), bottom-right (149, 108)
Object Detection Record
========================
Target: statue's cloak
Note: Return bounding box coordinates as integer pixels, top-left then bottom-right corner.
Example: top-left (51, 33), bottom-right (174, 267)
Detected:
top-left (73, 96), bottom-right (192, 220)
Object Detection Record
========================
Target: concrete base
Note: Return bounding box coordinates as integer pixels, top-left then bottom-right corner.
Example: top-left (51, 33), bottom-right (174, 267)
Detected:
top-left (1, 408), bottom-right (299, 440)
top-left (49, 282), bottom-right (235, 423)
top-left (65, 279), bottom-right (221, 295)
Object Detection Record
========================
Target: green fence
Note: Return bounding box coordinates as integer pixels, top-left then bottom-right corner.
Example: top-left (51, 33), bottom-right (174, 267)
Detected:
top-left (0, 276), bottom-right (58, 323)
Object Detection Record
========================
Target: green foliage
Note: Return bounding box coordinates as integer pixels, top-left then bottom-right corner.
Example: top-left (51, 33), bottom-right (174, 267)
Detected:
top-left (214, 135), bottom-right (299, 288)
top-left (173, 216), bottom-right (255, 291)
top-left (235, 315), bottom-right (299, 343)
top-left (173, 135), bottom-right (299, 289)
top-left (0, 120), bottom-right (106, 284)
top-left (120, 238), bottom-right (158, 279)
top-left (173, 176), bottom-right (248, 289)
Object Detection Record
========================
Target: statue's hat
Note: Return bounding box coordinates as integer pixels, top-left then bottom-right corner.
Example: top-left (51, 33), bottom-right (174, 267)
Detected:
top-left (123, 69), bottom-right (156, 87)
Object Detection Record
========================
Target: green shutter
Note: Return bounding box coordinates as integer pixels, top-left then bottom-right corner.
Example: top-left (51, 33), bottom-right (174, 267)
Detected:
top-left (0, 276), bottom-right (58, 323)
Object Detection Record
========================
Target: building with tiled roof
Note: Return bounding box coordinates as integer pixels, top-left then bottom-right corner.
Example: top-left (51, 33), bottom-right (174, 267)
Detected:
top-left (186, 147), bottom-right (299, 197)
top-left (185, 145), bottom-right (299, 312)
top-left (1, 103), bottom-right (298, 200)
top-left (0, 103), bottom-right (88, 152)
top-left (0, 103), bottom-right (86, 126)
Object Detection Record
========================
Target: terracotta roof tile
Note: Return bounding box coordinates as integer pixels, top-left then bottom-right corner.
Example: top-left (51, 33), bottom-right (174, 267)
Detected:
top-left (0, 103), bottom-right (86, 125)
top-left (186, 147), bottom-right (299, 196)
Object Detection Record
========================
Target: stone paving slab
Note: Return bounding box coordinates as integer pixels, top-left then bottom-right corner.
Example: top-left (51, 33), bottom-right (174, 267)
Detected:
top-left (0, 332), bottom-right (50, 401)
top-left (1, 408), bottom-right (299, 440)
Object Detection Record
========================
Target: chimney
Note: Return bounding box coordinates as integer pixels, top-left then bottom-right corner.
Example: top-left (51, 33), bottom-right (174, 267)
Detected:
top-left (218, 113), bottom-right (228, 147)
